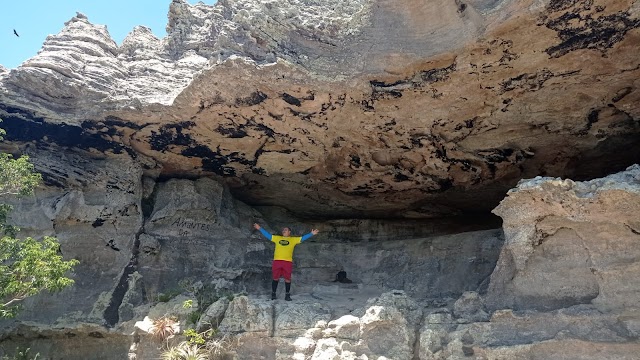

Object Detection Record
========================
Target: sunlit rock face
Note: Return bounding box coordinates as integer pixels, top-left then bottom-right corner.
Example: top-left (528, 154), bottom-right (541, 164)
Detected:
top-left (0, 0), bottom-right (639, 219)
top-left (487, 164), bottom-right (640, 312)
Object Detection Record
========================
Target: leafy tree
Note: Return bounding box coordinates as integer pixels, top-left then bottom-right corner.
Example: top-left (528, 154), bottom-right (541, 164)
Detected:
top-left (0, 121), bottom-right (79, 318)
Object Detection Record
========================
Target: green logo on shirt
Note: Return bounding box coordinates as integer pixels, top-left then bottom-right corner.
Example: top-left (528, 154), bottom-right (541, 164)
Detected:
top-left (278, 240), bottom-right (290, 246)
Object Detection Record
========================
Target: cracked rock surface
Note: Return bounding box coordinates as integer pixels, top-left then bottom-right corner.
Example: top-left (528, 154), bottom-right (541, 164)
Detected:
top-left (0, 0), bottom-right (640, 359)
top-left (0, 0), bottom-right (639, 218)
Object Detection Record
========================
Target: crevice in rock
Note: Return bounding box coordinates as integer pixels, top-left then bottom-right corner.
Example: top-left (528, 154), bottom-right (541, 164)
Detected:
top-left (270, 303), bottom-right (276, 338)
top-left (102, 177), bottom-right (151, 328)
top-left (140, 180), bottom-right (159, 220)
top-left (625, 224), bottom-right (640, 236)
top-left (102, 228), bottom-right (142, 328)
top-left (411, 310), bottom-right (425, 360)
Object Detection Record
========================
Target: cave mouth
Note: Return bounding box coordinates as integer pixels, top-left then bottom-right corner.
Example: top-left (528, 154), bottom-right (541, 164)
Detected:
top-left (229, 206), bottom-right (506, 313)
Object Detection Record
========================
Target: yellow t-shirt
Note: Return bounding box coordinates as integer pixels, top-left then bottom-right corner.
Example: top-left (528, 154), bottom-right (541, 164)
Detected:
top-left (271, 235), bottom-right (302, 261)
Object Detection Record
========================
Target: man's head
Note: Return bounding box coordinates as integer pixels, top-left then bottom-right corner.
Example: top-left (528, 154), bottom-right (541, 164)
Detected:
top-left (281, 227), bottom-right (291, 237)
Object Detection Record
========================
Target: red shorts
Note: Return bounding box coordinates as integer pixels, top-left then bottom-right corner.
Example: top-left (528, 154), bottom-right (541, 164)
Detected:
top-left (272, 260), bottom-right (293, 281)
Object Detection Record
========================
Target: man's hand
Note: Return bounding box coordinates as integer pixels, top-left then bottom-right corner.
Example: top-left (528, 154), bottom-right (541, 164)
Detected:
top-left (311, 229), bottom-right (319, 235)
top-left (253, 223), bottom-right (261, 230)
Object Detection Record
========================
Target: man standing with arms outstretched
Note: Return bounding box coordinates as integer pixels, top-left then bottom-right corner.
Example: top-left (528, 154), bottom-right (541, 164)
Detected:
top-left (253, 223), bottom-right (319, 301)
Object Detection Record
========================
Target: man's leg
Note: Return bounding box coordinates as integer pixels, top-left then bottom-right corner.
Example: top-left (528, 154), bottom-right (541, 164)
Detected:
top-left (272, 279), bottom-right (279, 300)
top-left (272, 261), bottom-right (282, 300)
top-left (284, 280), bottom-right (292, 301)
top-left (283, 261), bottom-right (293, 301)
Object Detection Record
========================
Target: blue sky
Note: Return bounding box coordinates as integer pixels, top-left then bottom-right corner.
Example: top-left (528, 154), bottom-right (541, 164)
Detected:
top-left (0, 0), bottom-right (216, 69)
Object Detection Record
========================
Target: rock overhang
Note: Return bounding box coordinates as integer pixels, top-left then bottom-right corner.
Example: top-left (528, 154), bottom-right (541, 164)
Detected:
top-left (0, 0), bottom-right (639, 219)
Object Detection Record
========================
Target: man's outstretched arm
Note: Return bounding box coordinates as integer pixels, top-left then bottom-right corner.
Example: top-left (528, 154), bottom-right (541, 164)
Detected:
top-left (301, 228), bottom-right (320, 242)
top-left (253, 223), bottom-right (272, 240)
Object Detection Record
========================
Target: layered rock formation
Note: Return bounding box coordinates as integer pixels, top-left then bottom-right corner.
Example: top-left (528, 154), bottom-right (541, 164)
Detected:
top-left (1, 0), bottom-right (640, 359)
top-left (1, 159), bottom-right (638, 359)
top-left (1, 0), bottom-right (639, 218)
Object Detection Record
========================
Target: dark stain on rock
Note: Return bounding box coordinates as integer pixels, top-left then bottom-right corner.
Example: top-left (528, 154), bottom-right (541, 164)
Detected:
top-left (282, 93), bottom-right (302, 107)
top-left (476, 147), bottom-right (531, 177)
top-left (394, 172), bottom-right (410, 182)
top-left (268, 112), bottom-right (283, 121)
top-left (0, 105), bottom-right (127, 154)
top-left (92, 219), bottom-right (105, 228)
top-left (420, 63), bottom-right (456, 84)
top-left (350, 155), bottom-right (362, 168)
top-left (437, 177), bottom-right (454, 191)
top-left (371, 80), bottom-right (404, 88)
top-left (369, 79), bottom-right (407, 98)
top-left (456, 0), bottom-right (467, 13)
top-left (546, 0), bottom-right (587, 13)
top-left (148, 119), bottom-right (254, 176)
top-left (368, 63), bottom-right (455, 101)
top-left (216, 124), bottom-right (248, 138)
top-left (361, 99), bottom-right (375, 111)
top-left (235, 91), bottom-right (268, 107)
top-left (149, 121), bottom-right (196, 151)
top-left (40, 173), bottom-right (66, 188)
top-left (541, 1), bottom-right (640, 58)
top-left (102, 116), bottom-right (146, 130)
top-left (501, 69), bottom-right (554, 93)
top-left (587, 108), bottom-right (600, 130)
top-left (182, 145), bottom-right (237, 176)
top-left (247, 119), bottom-right (276, 137)
top-left (373, 90), bottom-right (403, 100)
top-left (345, 185), bottom-right (375, 197)
top-left (612, 87), bottom-right (633, 103)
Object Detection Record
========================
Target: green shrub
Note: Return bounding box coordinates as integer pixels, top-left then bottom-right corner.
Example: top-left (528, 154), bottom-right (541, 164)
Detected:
top-left (187, 310), bottom-right (203, 325)
top-left (0, 348), bottom-right (39, 360)
top-left (160, 341), bottom-right (208, 360)
top-left (157, 289), bottom-right (182, 303)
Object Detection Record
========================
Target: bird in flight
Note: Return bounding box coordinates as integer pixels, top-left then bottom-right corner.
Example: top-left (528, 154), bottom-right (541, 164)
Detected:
top-left (13, 29), bottom-right (19, 37)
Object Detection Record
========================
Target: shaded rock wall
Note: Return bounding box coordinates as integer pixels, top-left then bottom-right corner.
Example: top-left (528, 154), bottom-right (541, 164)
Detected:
top-left (1, 158), bottom-right (639, 359)
top-left (0, 147), bottom-right (502, 333)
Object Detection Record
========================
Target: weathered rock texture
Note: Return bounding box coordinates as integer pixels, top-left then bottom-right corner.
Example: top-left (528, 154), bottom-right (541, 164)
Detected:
top-left (1, 0), bottom-right (640, 358)
top-left (487, 163), bottom-right (640, 312)
top-left (1, 160), bottom-right (639, 359)
top-left (1, 0), bottom-right (639, 218)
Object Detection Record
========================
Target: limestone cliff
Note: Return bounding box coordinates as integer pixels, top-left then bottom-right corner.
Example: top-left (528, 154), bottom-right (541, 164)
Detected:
top-left (1, 165), bottom-right (638, 359)
top-left (1, 0), bottom-right (639, 218)
top-left (1, 0), bottom-right (640, 359)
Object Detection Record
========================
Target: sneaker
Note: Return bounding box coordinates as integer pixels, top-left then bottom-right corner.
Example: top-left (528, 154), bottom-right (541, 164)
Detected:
top-left (271, 292), bottom-right (277, 300)
top-left (285, 293), bottom-right (292, 301)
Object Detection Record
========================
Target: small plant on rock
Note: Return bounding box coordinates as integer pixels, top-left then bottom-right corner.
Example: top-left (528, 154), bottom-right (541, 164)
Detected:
top-left (157, 288), bottom-right (182, 303)
top-left (150, 316), bottom-right (179, 344)
top-left (187, 309), bottom-right (203, 325)
top-left (160, 341), bottom-right (208, 360)
top-left (184, 328), bottom-right (216, 345)
top-left (206, 334), bottom-right (237, 360)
